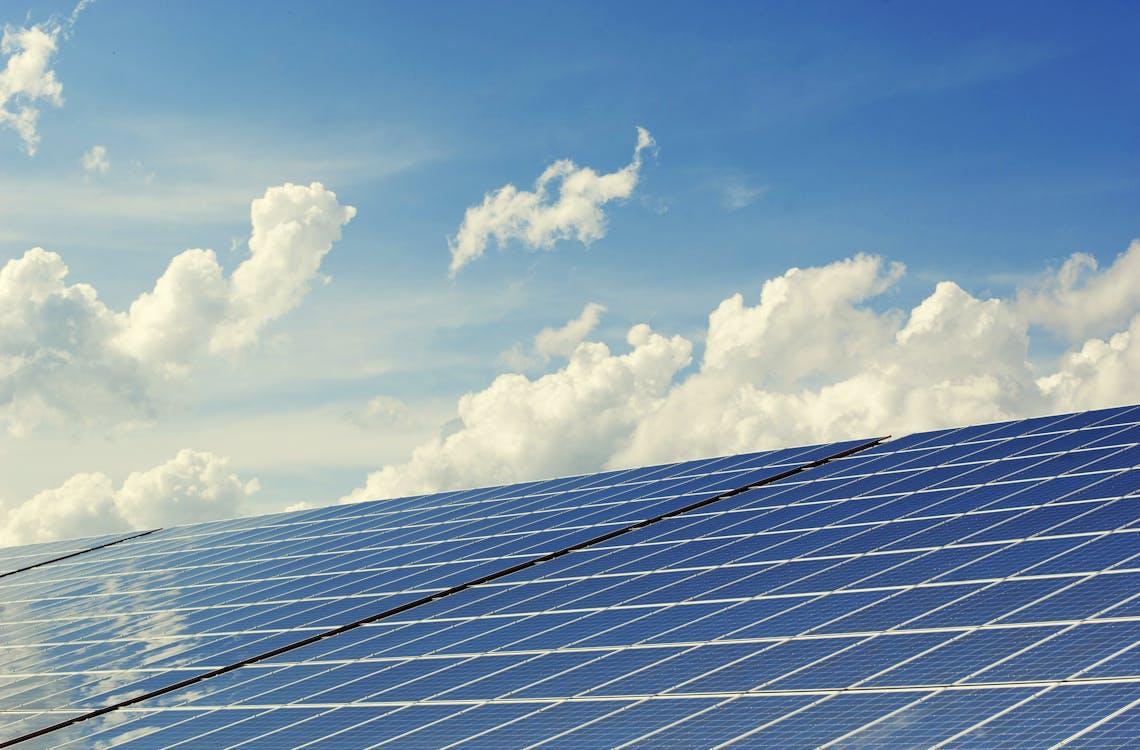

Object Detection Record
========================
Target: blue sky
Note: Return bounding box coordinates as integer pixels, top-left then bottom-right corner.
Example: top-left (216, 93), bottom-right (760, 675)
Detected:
top-left (1, 1), bottom-right (1139, 540)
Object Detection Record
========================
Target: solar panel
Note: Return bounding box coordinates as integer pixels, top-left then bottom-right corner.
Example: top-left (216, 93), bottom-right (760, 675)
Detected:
top-left (0, 440), bottom-right (870, 747)
top-left (1, 405), bottom-right (1138, 748)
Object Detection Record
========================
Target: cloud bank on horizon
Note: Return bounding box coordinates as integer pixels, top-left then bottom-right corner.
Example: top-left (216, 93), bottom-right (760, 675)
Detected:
top-left (2, 122), bottom-right (1138, 547)
top-left (5, 210), bottom-right (1140, 544)
top-left (342, 242), bottom-right (1140, 502)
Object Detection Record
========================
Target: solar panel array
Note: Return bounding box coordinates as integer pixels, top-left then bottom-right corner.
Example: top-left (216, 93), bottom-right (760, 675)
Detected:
top-left (1, 405), bottom-right (1138, 748)
top-left (0, 439), bottom-right (867, 747)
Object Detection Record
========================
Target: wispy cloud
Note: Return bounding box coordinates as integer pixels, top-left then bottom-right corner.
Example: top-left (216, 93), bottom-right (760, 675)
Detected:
top-left (718, 177), bottom-right (766, 211)
top-left (80, 144), bottom-right (110, 175)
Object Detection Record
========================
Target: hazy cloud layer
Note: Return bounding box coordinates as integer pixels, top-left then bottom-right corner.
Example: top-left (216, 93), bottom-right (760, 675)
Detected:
top-left (347, 242), bottom-right (1140, 500)
top-left (448, 127), bottom-right (655, 275)
top-left (0, 182), bottom-right (355, 435)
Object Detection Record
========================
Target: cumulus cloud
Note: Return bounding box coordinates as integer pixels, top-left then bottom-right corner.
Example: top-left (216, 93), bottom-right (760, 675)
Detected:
top-left (1017, 241), bottom-right (1140, 341)
top-left (0, 182), bottom-right (355, 434)
top-left (346, 242), bottom-right (1140, 501)
top-left (0, 23), bottom-right (64, 154)
top-left (341, 324), bottom-right (691, 501)
top-left (0, 449), bottom-right (258, 547)
top-left (448, 127), bottom-right (655, 275)
top-left (501, 302), bottom-right (606, 370)
top-left (703, 254), bottom-right (904, 387)
top-left (81, 144), bottom-right (110, 174)
top-left (536, 302), bottom-right (606, 359)
top-left (1037, 315), bottom-right (1140, 411)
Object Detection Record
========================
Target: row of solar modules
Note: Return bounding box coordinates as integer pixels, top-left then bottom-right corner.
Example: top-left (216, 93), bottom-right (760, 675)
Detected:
top-left (3, 404), bottom-right (1139, 748)
top-left (0, 440), bottom-right (869, 746)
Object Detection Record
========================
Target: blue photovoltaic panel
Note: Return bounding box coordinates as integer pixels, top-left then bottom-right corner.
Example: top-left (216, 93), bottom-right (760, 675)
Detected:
top-left (0, 531), bottom-right (151, 577)
top-left (17, 404), bottom-right (1138, 749)
top-left (0, 439), bottom-right (866, 746)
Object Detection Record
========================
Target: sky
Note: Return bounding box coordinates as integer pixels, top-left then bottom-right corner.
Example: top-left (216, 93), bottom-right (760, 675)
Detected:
top-left (1, 0), bottom-right (1139, 544)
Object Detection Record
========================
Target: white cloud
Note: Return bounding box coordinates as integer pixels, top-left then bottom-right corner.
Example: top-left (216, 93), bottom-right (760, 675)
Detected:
top-left (448, 127), bottom-right (656, 276)
top-left (0, 247), bottom-right (151, 436)
top-left (1017, 241), bottom-right (1140, 341)
top-left (213, 182), bottom-right (357, 351)
top-left (0, 23), bottom-right (64, 155)
top-left (0, 182), bottom-right (355, 434)
top-left (501, 302), bottom-right (606, 370)
top-left (341, 324), bottom-right (691, 501)
top-left (535, 302), bottom-right (606, 359)
top-left (346, 242), bottom-right (1140, 500)
top-left (0, 449), bottom-right (258, 546)
top-left (702, 254), bottom-right (904, 388)
top-left (1037, 314), bottom-right (1140, 411)
top-left (81, 144), bottom-right (110, 175)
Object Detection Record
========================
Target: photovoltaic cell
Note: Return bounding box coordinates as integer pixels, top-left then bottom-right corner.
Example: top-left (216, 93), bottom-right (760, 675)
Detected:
top-left (1, 404), bottom-right (1138, 748)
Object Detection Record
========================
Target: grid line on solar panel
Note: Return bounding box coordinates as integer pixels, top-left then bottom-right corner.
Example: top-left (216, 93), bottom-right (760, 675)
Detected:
top-left (15, 408), bottom-right (1130, 747)
top-left (0, 439), bottom-right (882, 747)
top-left (6, 683), bottom-right (1138, 749)
top-left (1053, 695), bottom-right (1140, 748)
top-left (791, 574), bottom-right (1140, 747)
top-left (6, 683), bottom-right (1140, 749)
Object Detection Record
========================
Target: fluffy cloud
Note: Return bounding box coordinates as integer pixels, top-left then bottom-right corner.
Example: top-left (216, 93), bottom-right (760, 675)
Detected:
top-left (347, 242), bottom-right (1140, 501)
top-left (1037, 315), bottom-right (1140, 411)
top-left (341, 324), bottom-right (691, 501)
top-left (0, 449), bottom-right (258, 547)
top-left (502, 302), bottom-right (606, 370)
top-left (536, 302), bottom-right (607, 359)
top-left (703, 254), bottom-right (904, 387)
top-left (0, 23), bottom-right (64, 155)
top-left (0, 182), bottom-right (355, 434)
top-left (448, 127), bottom-right (655, 275)
top-left (81, 144), bottom-right (110, 174)
top-left (1017, 240), bottom-right (1140, 341)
